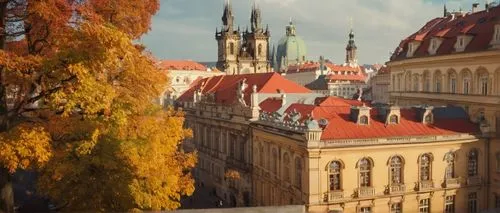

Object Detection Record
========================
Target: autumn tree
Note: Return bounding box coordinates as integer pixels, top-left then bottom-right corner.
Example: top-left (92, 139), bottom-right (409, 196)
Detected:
top-left (0, 0), bottom-right (196, 212)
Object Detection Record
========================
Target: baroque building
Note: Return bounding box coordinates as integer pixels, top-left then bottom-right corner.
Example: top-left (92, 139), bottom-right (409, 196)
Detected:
top-left (216, 1), bottom-right (271, 75)
top-left (156, 60), bottom-right (224, 106)
top-left (387, 3), bottom-right (500, 211)
top-left (177, 73), bottom-right (316, 207)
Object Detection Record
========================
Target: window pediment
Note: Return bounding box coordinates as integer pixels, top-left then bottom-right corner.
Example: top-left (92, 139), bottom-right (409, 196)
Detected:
top-left (491, 24), bottom-right (500, 48)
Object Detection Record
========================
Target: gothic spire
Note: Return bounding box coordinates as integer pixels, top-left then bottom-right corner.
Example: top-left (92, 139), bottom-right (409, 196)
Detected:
top-left (250, 0), bottom-right (262, 32)
top-left (443, 3), bottom-right (448, 17)
top-left (222, 0), bottom-right (234, 31)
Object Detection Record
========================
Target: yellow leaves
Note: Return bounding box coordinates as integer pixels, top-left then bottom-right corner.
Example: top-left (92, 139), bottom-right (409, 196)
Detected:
top-left (75, 129), bottom-right (100, 157)
top-left (0, 124), bottom-right (52, 173)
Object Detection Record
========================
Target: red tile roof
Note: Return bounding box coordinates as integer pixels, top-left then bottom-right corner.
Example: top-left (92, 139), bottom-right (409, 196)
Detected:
top-left (177, 73), bottom-right (312, 106)
top-left (158, 60), bottom-right (208, 71)
top-left (259, 98), bottom-right (283, 112)
top-left (377, 66), bottom-right (390, 74)
top-left (391, 6), bottom-right (500, 60)
top-left (282, 101), bottom-right (478, 140)
top-left (286, 62), bottom-right (322, 73)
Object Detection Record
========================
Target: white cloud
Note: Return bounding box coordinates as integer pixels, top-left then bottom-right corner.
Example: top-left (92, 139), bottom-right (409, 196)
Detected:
top-left (141, 0), bottom-right (478, 64)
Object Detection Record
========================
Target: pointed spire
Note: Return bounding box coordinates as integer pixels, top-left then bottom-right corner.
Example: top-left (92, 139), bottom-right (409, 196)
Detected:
top-left (222, 0), bottom-right (234, 31)
top-left (251, 0), bottom-right (262, 32)
top-left (444, 3), bottom-right (448, 17)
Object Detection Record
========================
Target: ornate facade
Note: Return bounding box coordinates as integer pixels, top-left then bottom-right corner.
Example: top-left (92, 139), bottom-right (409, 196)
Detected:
top-left (216, 1), bottom-right (271, 75)
top-left (387, 3), bottom-right (500, 212)
top-left (177, 73), bottom-right (315, 207)
top-left (253, 97), bottom-right (484, 213)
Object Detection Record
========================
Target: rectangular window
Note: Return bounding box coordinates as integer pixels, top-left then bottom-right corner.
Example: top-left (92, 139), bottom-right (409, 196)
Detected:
top-left (496, 195), bottom-right (500, 208)
top-left (229, 134), bottom-right (236, 158)
top-left (445, 195), bottom-right (455, 213)
top-left (419, 199), bottom-right (430, 213)
top-left (359, 207), bottom-right (371, 213)
top-left (468, 192), bottom-right (477, 213)
top-left (329, 173), bottom-right (341, 191)
top-left (391, 202), bottom-right (402, 213)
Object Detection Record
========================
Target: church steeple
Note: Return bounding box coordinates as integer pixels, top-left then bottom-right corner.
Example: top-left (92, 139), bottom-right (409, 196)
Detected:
top-left (250, 1), bottom-right (262, 32)
top-left (345, 20), bottom-right (358, 65)
top-left (222, 0), bottom-right (234, 32)
top-left (443, 3), bottom-right (448, 17)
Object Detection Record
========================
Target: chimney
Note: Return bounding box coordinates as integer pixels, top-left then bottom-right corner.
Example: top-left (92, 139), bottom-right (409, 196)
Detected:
top-left (486, 2), bottom-right (490, 12)
top-left (350, 104), bottom-right (371, 125)
top-left (281, 93), bottom-right (287, 107)
top-left (472, 3), bottom-right (479, 13)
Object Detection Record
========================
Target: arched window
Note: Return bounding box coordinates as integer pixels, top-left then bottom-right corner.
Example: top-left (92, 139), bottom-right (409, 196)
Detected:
top-left (295, 157), bottom-right (302, 189)
top-left (479, 72), bottom-right (489, 96)
top-left (434, 71), bottom-right (442, 92)
top-left (329, 161), bottom-right (342, 191)
top-left (419, 154), bottom-right (432, 181)
top-left (258, 44), bottom-right (263, 56)
top-left (423, 71), bottom-right (431, 92)
top-left (272, 149), bottom-right (278, 175)
top-left (359, 158), bottom-right (372, 187)
top-left (229, 42), bottom-right (234, 55)
top-left (413, 75), bottom-right (419, 91)
top-left (390, 115), bottom-right (398, 124)
top-left (360, 115), bottom-right (369, 125)
top-left (444, 152), bottom-right (455, 179)
top-left (462, 70), bottom-right (472, 94)
top-left (468, 149), bottom-right (478, 177)
top-left (449, 72), bottom-right (457, 93)
top-left (283, 153), bottom-right (291, 182)
top-left (390, 156), bottom-right (403, 184)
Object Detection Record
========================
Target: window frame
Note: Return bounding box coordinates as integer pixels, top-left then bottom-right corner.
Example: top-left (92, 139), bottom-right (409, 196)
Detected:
top-left (445, 195), bottom-right (455, 213)
top-left (359, 158), bottom-right (372, 187)
top-left (389, 156), bottom-right (403, 184)
top-left (468, 149), bottom-right (479, 177)
top-left (419, 154), bottom-right (432, 181)
top-left (468, 192), bottom-right (477, 213)
top-left (419, 198), bottom-right (430, 213)
top-left (329, 161), bottom-right (342, 191)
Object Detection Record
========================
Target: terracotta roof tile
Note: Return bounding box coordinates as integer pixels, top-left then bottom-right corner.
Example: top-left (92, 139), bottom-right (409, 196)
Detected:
top-left (259, 98), bottom-right (283, 112)
top-left (158, 60), bottom-right (208, 71)
top-left (283, 103), bottom-right (478, 140)
top-left (392, 6), bottom-right (500, 60)
top-left (177, 73), bottom-right (311, 106)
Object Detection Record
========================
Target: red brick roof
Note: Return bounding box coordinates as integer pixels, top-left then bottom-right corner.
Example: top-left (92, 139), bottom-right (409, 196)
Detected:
top-left (325, 73), bottom-right (366, 82)
top-left (158, 60), bottom-right (208, 71)
top-left (280, 99), bottom-right (478, 140)
top-left (391, 6), bottom-right (500, 60)
top-left (177, 73), bottom-right (312, 105)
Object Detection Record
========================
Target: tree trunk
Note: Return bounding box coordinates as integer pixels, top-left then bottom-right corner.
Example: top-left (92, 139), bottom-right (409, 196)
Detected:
top-left (0, 168), bottom-right (13, 213)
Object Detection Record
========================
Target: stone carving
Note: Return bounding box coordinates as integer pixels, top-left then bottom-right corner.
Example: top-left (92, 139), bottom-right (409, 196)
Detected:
top-left (237, 78), bottom-right (248, 106)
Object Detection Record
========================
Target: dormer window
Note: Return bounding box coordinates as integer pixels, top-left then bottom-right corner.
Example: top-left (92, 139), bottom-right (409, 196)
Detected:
top-left (360, 116), bottom-right (369, 125)
top-left (455, 35), bottom-right (473, 52)
top-left (428, 38), bottom-right (442, 55)
top-left (390, 115), bottom-right (398, 124)
top-left (406, 41), bottom-right (421, 58)
top-left (491, 24), bottom-right (500, 48)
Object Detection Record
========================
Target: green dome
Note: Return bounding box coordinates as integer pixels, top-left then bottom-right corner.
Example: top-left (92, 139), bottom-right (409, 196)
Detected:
top-left (275, 21), bottom-right (307, 71)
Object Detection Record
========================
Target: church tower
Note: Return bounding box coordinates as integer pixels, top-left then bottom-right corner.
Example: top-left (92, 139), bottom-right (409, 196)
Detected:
top-left (345, 28), bottom-right (358, 65)
top-left (239, 2), bottom-right (271, 74)
top-left (216, 0), bottom-right (241, 75)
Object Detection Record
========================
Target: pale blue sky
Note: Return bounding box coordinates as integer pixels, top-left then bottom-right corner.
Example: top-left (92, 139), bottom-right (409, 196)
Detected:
top-left (140, 0), bottom-right (481, 64)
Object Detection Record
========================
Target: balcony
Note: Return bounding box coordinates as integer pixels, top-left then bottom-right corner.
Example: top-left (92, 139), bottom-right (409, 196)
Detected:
top-left (328, 191), bottom-right (344, 202)
top-left (356, 187), bottom-right (375, 198)
top-left (416, 181), bottom-right (434, 191)
top-left (467, 176), bottom-right (482, 186)
top-left (443, 178), bottom-right (460, 188)
top-left (388, 184), bottom-right (405, 194)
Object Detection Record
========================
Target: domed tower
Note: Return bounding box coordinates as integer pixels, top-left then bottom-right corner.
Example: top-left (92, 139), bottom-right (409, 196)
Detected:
top-left (276, 19), bottom-right (307, 72)
top-left (345, 29), bottom-right (358, 65)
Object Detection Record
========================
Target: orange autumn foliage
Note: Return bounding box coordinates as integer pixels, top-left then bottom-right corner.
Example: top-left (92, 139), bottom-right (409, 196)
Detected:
top-left (0, 0), bottom-right (195, 211)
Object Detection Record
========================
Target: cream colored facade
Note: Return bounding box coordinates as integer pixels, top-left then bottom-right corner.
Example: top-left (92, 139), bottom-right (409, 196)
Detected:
top-left (162, 68), bottom-right (224, 106)
top-left (369, 70), bottom-right (390, 104)
top-left (251, 118), bottom-right (486, 213)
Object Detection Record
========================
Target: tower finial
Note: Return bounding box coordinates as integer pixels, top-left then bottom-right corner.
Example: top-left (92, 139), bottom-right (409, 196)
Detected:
top-left (289, 17), bottom-right (293, 24)
top-left (349, 17), bottom-right (353, 31)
